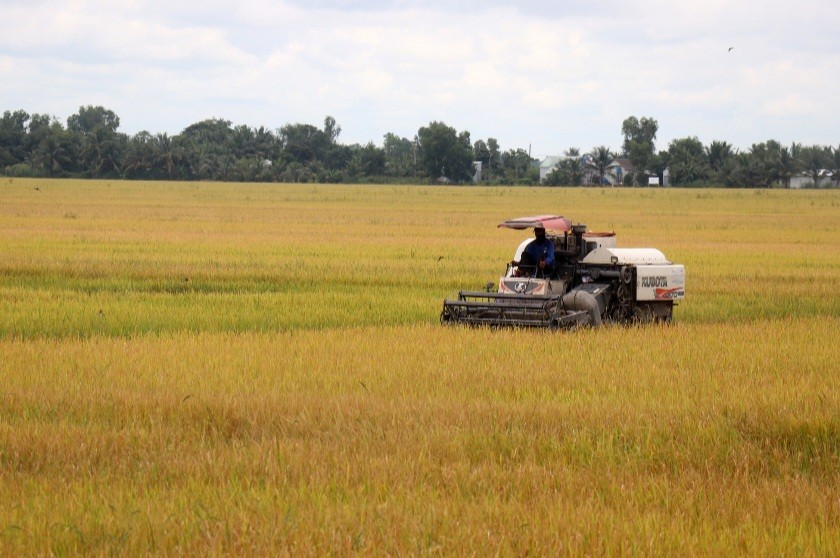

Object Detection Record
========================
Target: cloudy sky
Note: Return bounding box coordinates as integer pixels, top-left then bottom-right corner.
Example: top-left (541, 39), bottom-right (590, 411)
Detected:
top-left (2, 0), bottom-right (837, 158)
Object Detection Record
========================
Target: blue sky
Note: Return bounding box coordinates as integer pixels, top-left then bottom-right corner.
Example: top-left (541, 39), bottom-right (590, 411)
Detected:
top-left (2, 0), bottom-right (837, 158)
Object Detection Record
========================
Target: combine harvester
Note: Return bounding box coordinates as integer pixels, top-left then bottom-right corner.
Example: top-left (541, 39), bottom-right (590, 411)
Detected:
top-left (441, 215), bottom-right (685, 328)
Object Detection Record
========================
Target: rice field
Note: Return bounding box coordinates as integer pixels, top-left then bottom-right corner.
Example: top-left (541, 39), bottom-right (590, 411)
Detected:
top-left (1, 178), bottom-right (838, 555)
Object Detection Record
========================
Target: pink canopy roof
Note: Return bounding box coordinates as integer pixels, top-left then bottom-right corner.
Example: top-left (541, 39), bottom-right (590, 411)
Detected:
top-left (497, 215), bottom-right (573, 232)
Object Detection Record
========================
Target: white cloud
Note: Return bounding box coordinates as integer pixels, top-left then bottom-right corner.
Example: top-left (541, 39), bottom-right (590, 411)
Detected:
top-left (1, 0), bottom-right (837, 152)
top-left (761, 94), bottom-right (814, 117)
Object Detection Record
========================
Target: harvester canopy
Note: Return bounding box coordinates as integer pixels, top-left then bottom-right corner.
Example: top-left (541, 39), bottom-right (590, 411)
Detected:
top-left (498, 215), bottom-right (572, 232)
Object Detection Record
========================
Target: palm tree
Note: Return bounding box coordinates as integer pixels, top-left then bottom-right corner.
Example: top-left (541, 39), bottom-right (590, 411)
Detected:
top-left (587, 146), bottom-right (615, 186)
top-left (153, 133), bottom-right (184, 179)
top-left (193, 144), bottom-right (215, 181)
top-left (560, 148), bottom-right (584, 185)
top-left (718, 155), bottom-right (741, 188)
top-left (232, 125), bottom-right (257, 159)
top-left (789, 142), bottom-right (803, 162)
top-left (775, 145), bottom-right (799, 189)
top-left (748, 141), bottom-right (780, 188)
top-left (80, 127), bottom-right (122, 177)
top-left (705, 140), bottom-right (732, 176)
top-left (252, 126), bottom-right (278, 161)
top-left (669, 139), bottom-right (710, 185)
top-left (800, 145), bottom-right (831, 188)
top-left (30, 127), bottom-right (73, 176)
top-left (122, 131), bottom-right (155, 178)
top-left (830, 145), bottom-right (840, 188)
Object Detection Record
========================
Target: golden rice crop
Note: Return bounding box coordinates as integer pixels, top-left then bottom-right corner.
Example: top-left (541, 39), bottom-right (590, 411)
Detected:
top-left (0, 178), bottom-right (838, 555)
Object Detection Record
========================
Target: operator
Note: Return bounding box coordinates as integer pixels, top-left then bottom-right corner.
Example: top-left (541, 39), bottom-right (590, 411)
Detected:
top-left (513, 226), bottom-right (555, 277)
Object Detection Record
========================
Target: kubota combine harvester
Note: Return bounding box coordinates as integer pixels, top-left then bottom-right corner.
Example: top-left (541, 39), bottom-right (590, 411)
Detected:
top-left (441, 215), bottom-right (685, 328)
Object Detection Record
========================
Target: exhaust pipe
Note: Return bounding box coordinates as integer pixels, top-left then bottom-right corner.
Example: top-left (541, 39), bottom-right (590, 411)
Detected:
top-left (571, 224), bottom-right (588, 258)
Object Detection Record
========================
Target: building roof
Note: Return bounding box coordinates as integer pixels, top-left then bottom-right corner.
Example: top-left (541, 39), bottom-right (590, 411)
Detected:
top-left (539, 156), bottom-right (564, 169)
top-left (614, 157), bottom-right (634, 173)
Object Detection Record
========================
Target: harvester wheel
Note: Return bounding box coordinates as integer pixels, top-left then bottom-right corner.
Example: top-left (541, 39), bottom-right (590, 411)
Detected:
top-left (616, 284), bottom-right (630, 305)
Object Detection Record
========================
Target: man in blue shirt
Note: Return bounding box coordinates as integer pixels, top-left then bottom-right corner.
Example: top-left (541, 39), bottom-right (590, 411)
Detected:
top-left (514, 227), bottom-right (555, 277)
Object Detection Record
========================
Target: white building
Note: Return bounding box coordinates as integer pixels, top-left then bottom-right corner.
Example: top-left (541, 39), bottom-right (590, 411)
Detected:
top-left (789, 172), bottom-right (834, 188)
top-left (538, 156), bottom-right (566, 183)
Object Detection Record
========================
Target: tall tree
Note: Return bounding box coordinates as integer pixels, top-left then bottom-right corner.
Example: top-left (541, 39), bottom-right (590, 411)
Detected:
top-left (0, 110), bottom-right (30, 167)
top-left (153, 133), bottom-right (186, 179)
top-left (232, 125), bottom-right (258, 159)
top-left (561, 148), bottom-right (584, 185)
top-left (416, 121), bottom-right (474, 183)
top-left (181, 118), bottom-right (233, 148)
top-left (486, 138), bottom-right (501, 180)
top-left (830, 145), bottom-right (840, 188)
top-left (545, 149), bottom-right (584, 186)
top-left (28, 117), bottom-right (74, 176)
top-left (78, 126), bottom-right (125, 177)
top-left (66, 106), bottom-right (125, 177)
top-left (278, 116), bottom-right (343, 169)
top-left (621, 116), bottom-right (658, 184)
top-left (587, 146), bottom-right (615, 186)
top-left (279, 123), bottom-right (322, 163)
top-left (745, 140), bottom-right (782, 188)
top-left (473, 139), bottom-right (490, 167)
top-left (252, 126), bottom-right (279, 161)
top-left (500, 148), bottom-right (537, 184)
top-left (181, 118), bottom-right (235, 180)
top-left (705, 140), bottom-right (733, 178)
top-left (67, 106), bottom-right (120, 135)
top-left (123, 131), bottom-right (157, 178)
top-left (354, 142), bottom-right (386, 177)
top-left (320, 116), bottom-right (350, 172)
top-left (323, 116), bottom-right (341, 144)
top-left (471, 137), bottom-right (503, 181)
top-left (800, 145), bottom-right (831, 188)
top-left (667, 137), bottom-right (709, 185)
top-left (24, 113), bottom-right (53, 154)
top-left (382, 133), bottom-right (415, 177)
top-left (775, 144), bottom-right (800, 189)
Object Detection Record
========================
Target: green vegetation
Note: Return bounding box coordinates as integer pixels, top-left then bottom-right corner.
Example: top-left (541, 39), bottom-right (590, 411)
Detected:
top-left (3, 107), bottom-right (838, 187)
top-left (1, 179), bottom-right (838, 554)
top-left (0, 107), bottom-right (529, 184)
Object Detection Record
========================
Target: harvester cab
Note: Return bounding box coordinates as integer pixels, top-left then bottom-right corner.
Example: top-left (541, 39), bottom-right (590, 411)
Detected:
top-left (441, 214), bottom-right (685, 328)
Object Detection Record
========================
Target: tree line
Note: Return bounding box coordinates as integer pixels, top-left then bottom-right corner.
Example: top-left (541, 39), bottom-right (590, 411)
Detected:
top-left (0, 106), bottom-right (525, 184)
top-left (1, 106), bottom-right (837, 187)
top-left (545, 117), bottom-right (840, 188)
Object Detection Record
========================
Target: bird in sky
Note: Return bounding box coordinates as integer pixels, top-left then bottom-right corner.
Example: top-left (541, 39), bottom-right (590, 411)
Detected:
top-left (728, 47), bottom-right (734, 52)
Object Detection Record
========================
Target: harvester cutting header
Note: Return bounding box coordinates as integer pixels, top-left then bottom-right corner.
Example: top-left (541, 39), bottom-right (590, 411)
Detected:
top-left (441, 214), bottom-right (685, 328)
